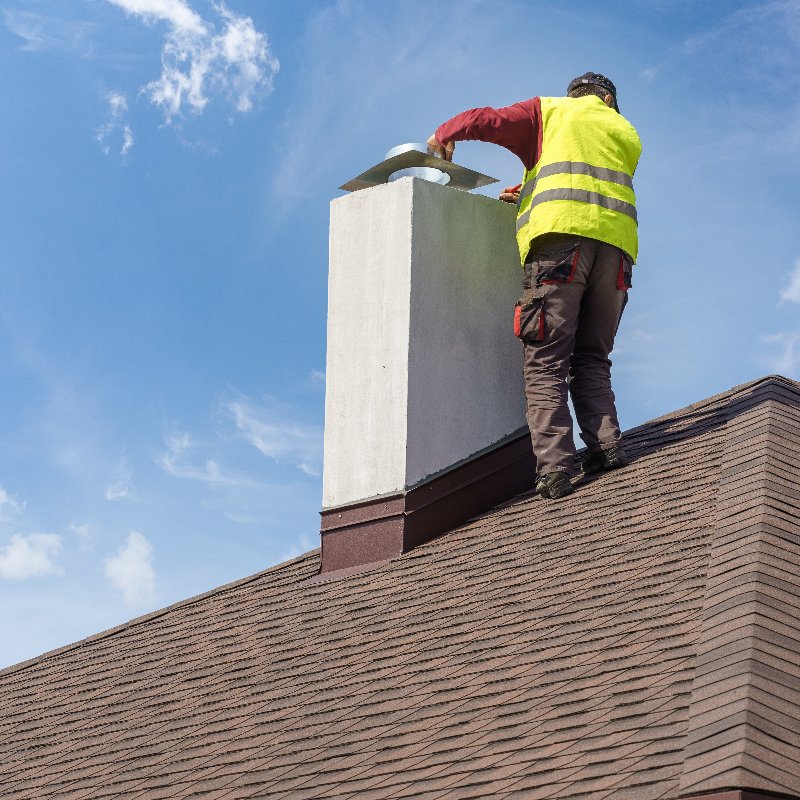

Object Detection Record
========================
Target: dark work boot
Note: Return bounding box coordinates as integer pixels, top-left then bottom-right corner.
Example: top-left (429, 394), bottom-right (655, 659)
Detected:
top-left (581, 445), bottom-right (630, 475)
top-left (535, 471), bottom-right (575, 500)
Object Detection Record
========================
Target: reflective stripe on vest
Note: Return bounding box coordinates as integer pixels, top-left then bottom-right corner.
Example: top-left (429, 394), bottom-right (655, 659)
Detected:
top-left (515, 96), bottom-right (642, 264)
top-left (517, 187), bottom-right (638, 231)
top-left (518, 160), bottom-right (634, 204)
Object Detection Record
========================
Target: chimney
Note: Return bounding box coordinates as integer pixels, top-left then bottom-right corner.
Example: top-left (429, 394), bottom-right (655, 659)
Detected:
top-left (319, 168), bottom-right (533, 576)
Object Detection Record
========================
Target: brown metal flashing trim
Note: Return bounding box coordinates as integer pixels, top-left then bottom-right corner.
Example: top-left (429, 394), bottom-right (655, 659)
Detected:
top-left (321, 496), bottom-right (405, 532)
top-left (318, 431), bottom-right (535, 574)
top-left (404, 433), bottom-right (532, 513)
top-left (679, 791), bottom-right (800, 800)
top-left (320, 514), bottom-right (405, 573)
top-left (402, 435), bottom-right (534, 552)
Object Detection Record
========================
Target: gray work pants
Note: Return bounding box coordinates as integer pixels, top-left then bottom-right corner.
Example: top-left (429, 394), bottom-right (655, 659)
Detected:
top-left (515, 233), bottom-right (631, 477)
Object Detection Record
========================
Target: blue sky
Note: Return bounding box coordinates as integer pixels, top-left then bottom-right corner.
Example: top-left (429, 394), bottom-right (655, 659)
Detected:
top-left (1, 0), bottom-right (799, 669)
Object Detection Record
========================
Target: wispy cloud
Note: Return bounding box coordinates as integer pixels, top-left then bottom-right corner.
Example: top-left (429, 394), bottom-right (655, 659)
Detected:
top-left (227, 396), bottom-right (323, 476)
top-left (0, 487), bottom-right (25, 518)
top-left (96, 91), bottom-right (134, 159)
top-left (760, 331), bottom-right (800, 376)
top-left (280, 532), bottom-right (317, 563)
top-left (266, 0), bottom-right (509, 208)
top-left (157, 432), bottom-right (255, 486)
top-left (106, 0), bottom-right (279, 123)
top-left (639, 66), bottom-right (658, 84)
top-left (0, 534), bottom-right (63, 580)
top-left (111, 93), bottom-right (127, 116)
top-left (121, 125), bottom-right (134, 156)
top-left (645, 2), bottom-right (800, 153)
top-left (3, 8), bottom-right (95, 54)
top-left (779, 260), bottom-right (800, 304)
top-left (105, 453), bottom-right (133, 500)
top-left (104, 530), bottom-right (156, 607)
top-left (69, 523), bottom-right (91, 550)
top-left (683, 1), bottom-right (800, 59)
top-left (156, 394), bottom-right (323, 527)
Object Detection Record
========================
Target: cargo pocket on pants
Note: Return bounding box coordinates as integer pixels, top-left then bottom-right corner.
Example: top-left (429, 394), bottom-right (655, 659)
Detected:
top-left (531, 242), bottom-right (580, 285)
top-left (514, 289), bottom-right (546, 344)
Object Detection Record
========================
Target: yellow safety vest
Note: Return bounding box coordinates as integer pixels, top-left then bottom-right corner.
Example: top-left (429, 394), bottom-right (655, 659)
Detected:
top-left (516, 95), bottom-right (642, 264)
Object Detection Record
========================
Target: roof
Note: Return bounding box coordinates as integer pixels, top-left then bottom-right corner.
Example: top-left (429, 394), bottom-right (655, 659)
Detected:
top-left (2, 375), bottom-right (799, 800)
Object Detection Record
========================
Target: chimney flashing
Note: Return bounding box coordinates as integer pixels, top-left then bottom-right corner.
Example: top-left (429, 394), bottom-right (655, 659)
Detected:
top-left (319, 426), bottom-right (535, 574)
top-left (320, 424), bottom-right (529, 514)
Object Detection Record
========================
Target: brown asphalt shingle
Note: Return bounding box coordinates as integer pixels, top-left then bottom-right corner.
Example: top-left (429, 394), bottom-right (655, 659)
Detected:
top-left (1, 375), bottom-right (799, 800)
top-left (678, 385), bottom-right (800, 799)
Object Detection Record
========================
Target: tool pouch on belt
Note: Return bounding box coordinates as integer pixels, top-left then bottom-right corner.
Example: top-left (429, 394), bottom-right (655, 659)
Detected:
top-left (514, 288), bottom-right (546, 344)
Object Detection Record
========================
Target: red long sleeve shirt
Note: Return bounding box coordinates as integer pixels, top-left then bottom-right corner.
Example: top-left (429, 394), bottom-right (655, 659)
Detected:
top-left (435, 97), bottom-right (543, 173)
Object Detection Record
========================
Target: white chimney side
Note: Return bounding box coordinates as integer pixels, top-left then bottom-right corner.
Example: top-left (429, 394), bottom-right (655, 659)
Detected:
top-left (323, 177), bottom-right (526, 513)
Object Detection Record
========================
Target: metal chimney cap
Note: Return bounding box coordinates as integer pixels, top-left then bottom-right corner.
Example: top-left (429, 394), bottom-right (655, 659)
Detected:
top-left (384, 143), bottom-right (431, 160)
top-left (340, 143), bottom-right (498, 193)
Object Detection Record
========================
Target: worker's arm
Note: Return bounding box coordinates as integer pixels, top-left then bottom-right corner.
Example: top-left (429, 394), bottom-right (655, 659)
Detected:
top-left (427, 98), bottom-right (542, 171)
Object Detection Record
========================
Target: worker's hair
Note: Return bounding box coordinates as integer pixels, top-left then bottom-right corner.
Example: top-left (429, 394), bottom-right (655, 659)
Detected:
top-left (567, 83), bottom-right (611, 102)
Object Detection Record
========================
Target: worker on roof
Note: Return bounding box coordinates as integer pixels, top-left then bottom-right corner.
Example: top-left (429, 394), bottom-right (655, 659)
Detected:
top-left (427, 73), bottom-right (642, 500)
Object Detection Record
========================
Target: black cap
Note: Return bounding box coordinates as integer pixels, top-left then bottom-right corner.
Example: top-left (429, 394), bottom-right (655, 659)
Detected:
top-left (567, 72), bottom-right (619, 112)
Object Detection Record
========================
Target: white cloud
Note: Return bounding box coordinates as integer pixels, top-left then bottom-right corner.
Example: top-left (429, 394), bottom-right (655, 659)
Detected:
top-left (0, 487), bottom-right (24, 517)
top-left (227, 397), bottom-right (323, 476)
top-left (760, 331), bottom-right (800, 376)
top-left (0, 534), bottom-right (63, 580)
top-left (96, 91), bottom-right (134, 158)
top-left (106, 453), bottom-right (133, 500)
top-left (157, 398), bottom-right (323, 486)
top-left (3, 8), bottom-right (95, 53)
top-left (109, 92), bottom-right (128, 116)
top-left (639, 67), bottom-right (658, 84)
top-left (158, 432), bottom-right (254, 485)
top-left (121, 125), bottom-right (134, 157)
top-left (779, 260), bottom-right (800, 304)
top-left (104, 531), bottom-right (156, 607)
top-left (106, 0), bottom-right (278, 123)
top-left (156, 402), bottom-right (323, 526)
top-left (106, 0), bottom-right (206, 35)
top-left (69, 523), bottom-right (91, 550)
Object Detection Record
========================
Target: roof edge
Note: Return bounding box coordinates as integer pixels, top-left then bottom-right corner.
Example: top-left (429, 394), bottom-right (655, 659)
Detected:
top-left (0, 548), bottom-right (320, 679)
top-left (678, 383), bottom-right (800, 798)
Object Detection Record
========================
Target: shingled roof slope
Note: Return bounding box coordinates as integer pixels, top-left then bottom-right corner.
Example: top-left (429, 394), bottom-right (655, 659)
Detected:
top-left (1, 376), bottom-right (799, 800)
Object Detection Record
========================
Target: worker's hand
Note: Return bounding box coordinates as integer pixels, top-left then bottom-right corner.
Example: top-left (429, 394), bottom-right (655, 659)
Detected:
top-left (426, 134), bottom-right (455, 162)
top-left (499, 186), bottom-right (521, 204)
